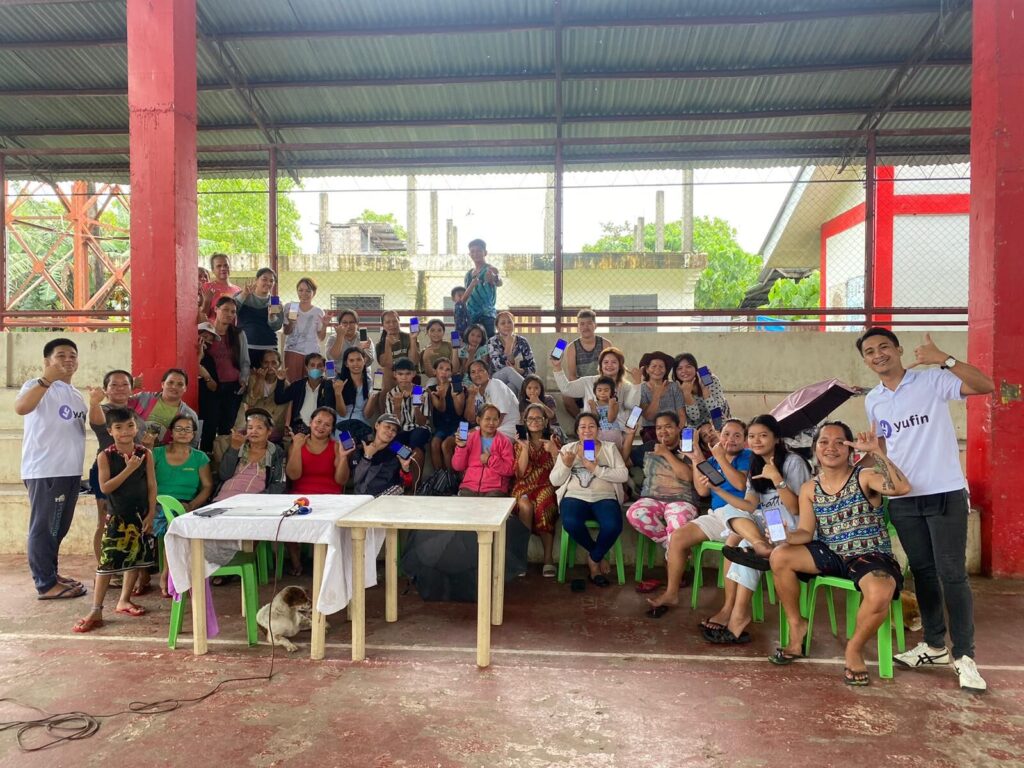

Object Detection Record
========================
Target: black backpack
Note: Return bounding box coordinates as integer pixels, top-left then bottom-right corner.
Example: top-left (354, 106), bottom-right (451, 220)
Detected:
top-left (417, 469), bottom-right (460, 496)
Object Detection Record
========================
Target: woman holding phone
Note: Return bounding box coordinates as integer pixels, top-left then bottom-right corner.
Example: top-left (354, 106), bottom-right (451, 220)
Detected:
top-left (335, 347), bottom-right (377, 444)
top-left (419, 319), bottom-right (454, 382)
top-left (427, 357), bottom-right (465, 472)
top-left (672, 353), bottom-right (731, 427)
top-left (456, 323), bottom-right (491, 375)
top-left (452, 404), bottom-right (515, 496)
top-left (552, 347), bottom-right (641, 423)
top-left (512, 403), bottom-right (562, 576)
top-left (550, 412), bottom-right (629, 587)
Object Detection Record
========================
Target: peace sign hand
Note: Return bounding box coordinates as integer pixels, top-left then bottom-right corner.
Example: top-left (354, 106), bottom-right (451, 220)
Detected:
top-left (843, 423), bottom-right (882, 455)
top-left (907, 333), bottom-right (947, 368)
top-left (752, 456), bottom-right (783, 486)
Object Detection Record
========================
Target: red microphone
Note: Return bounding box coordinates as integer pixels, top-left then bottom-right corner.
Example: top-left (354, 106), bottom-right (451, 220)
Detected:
top-left (283, 497), bottom-right (311, 517)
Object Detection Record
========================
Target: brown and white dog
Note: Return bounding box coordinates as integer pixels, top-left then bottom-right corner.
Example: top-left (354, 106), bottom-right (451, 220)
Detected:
top-left (256, 586), bottom-right (314, 652)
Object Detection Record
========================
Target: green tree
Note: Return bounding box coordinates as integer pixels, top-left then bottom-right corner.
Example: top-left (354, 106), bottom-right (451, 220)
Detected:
top-left (355, 209), bottom-right (408, 243)
top-left (761, 270), bottom-right (821, 318)
top-left (580, 216), bottom-right (761, 309)
top-left (197, 178), bottom-right (302, 257)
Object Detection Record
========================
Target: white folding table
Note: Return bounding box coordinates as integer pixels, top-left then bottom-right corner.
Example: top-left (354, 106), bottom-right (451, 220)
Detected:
top-left (337, 495), bottom-right (514, 668)
top-left (165, 493), bottom-right (381, 659)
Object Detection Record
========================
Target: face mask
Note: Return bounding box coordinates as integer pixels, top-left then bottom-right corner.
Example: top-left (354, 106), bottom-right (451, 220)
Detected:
top-left (308, 369), bottom-right (323, 380)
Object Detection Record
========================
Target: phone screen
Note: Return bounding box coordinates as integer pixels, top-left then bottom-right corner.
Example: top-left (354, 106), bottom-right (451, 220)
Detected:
top-left (516, 424), bottom-right (529, 440)
top-left (696, 460), bottom-right (726, 487)
top-left (409, 317), bottom-right (419, 334)
top-left (339, 431), bottom-right (355, 451)
top-left (583, 439), bottom-right (596, 461)
top-left (681, 427), bottom-right (694, 453)
top-left (359, 328), bottom-right (368, 342)
top-left (372, 370), bottom-right (384, 392)
top-left (710, 407), bottom-right (723, 430)
top-left (458, 421), bottom-right (469, 440)
top-left (325, 360), bottom-right (336, 379)
top-left (698, 366), bottom-right (713, 386)
top-left (551, 339), bottom-right (568, 360)
top-left (765, 507), bottom-right (787, 543)
top-left (452, 374), bottom-right (463, 393)
top-left (625, 405), bottom-right (643, 429)
top-left (450, 331), bottom-right (461, 348)
top-left (412, 385), bottom-right (423, 405)
top-left (389, 442), bottom-right (413, 460)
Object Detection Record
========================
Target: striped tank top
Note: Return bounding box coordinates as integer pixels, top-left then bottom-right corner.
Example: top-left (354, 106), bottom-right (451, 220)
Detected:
top-left (813, 467), bottom-right (891, 558)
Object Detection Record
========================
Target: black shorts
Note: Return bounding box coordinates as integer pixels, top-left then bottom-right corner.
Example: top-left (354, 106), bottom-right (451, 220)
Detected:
top-left (396, 426), bottom-right (432, 451)
top-left (803, 540), bottom-right (904, 599)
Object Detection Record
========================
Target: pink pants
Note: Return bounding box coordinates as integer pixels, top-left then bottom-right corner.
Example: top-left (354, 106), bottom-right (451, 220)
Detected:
top-left (626, 498), bottom-right (698, 547)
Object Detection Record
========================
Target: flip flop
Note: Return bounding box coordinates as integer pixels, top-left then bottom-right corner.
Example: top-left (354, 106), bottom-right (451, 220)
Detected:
top-left (769, 647), bottom-right (807, 665)
top-left (703, 627), bottom-right (752, 645)
top-left (38, 584), bottom-right (87, 600)
top-left (634, 578), bottom-right (662, 594)
top-left (647, 605), bottom-right (670, 619)
top-left (115, 605), bottom-right (147, 617)
top-left (542, 564), bottom-right (557, 578)
top-left (844, 667), bottom-right (870, 686)
top-left (72, 615), bottom-right (104, 633)
top-left (589, 574), bottom-right (611, 588)
top-left (722, 546), bottom-right (771, 571)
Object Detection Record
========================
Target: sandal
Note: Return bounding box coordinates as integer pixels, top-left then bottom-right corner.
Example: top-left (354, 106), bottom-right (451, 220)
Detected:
top-left (38, 584), bottom-right (87, 601)
top-left (844, 667), bottom-right (870, 686)
top-left (589, 574), bottom-right (610, 588)
top-left (542, 564), bottom-right (557, 578)
top-left (722, 546), bottom-right (771, 571)
top-left (768, 647), bottom-right (807, 665)
top-left (703, 626), bottom-right (752, 645)
top-left (72, 609), bottom-right (104, 634)
top-left (634, 578), bottom-right (662, 594)
top-left (115, 604), bottom-right (147, 617)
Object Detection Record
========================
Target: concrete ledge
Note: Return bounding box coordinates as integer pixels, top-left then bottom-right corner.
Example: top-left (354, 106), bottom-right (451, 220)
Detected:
top-left (0, 484), bottom-right (98, 557)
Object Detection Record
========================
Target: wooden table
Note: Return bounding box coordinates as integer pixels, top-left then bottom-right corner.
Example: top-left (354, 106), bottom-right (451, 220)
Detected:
top-left (165, 494), bottom-right (379, 659)
top-left (337, 495), bottom-right (514, 668)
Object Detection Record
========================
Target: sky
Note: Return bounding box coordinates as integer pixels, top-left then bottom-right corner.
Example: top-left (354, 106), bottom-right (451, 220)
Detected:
top-left (287, 166), bottom-right (802, 257)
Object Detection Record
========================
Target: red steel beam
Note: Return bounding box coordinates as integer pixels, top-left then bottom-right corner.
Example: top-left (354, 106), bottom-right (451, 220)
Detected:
top-left (0, 154), bottom-right (5, 331)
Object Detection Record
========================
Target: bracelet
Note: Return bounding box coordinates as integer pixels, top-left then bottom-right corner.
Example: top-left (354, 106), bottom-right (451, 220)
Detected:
top-left (37, 377), bottom-right (51, 388)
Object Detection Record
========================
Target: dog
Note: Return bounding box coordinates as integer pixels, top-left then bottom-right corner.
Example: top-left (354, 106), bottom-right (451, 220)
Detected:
top-left (900, 589), bottom-right (922, 632)
top-left (256, 586), bottom-right (316, 653)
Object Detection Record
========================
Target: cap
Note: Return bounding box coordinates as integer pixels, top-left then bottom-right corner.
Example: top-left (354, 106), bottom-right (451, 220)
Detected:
top-left (376, 414), bottom-right (402, 429)
top-left (197, 321), bottom-right (221, 340)
top-left (392, 358), bottom-right (417, 372)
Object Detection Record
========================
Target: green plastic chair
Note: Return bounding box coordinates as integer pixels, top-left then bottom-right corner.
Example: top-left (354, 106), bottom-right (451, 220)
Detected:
top-left (557, 520), bottom-right (626, 585)
top-left (778, 580), bottom-right (812, 647)
top-left (634, 533), bottom-right (659, 582)
top-left (689, 539), bottom-right (726, 608)
top-left (158, 495), bottom-right (260, 648)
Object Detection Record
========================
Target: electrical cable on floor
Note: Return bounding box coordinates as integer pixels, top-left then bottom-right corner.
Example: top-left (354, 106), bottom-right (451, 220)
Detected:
top-left (0, 513), bottom-right (294, 752)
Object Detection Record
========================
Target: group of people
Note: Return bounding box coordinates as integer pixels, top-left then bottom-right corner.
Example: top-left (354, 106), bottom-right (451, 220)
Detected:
top-left (18, 241), bottom-right (992, 693)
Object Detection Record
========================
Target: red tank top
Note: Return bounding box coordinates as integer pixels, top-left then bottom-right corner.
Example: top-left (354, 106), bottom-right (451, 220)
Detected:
top-left (292, 441), bottom-right (343, 495)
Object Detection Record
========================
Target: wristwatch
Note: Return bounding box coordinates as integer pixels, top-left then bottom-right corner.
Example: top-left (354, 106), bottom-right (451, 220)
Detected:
top-left (776, 480), bottom-right (788, 490)
top-left (941, 356), bottom-right (957, 370)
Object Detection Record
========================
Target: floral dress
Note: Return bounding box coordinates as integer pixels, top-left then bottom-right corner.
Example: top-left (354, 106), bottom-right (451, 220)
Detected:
top-left (510, 439), bottom-right (558, 533)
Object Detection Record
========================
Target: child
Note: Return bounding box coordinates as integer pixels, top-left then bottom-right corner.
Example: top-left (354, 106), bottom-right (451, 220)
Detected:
top-left (588, 376), bottom-right (623, 448)
top-left (420, 318), bottom-right (454, 382)
top-left (73, 407), bottom-right (157, 633)
top-left (451, 285), bottom-right (471, 340)
top-left (518, 373), bottom-right (564, 441)
top-left (428, 357), bottom-right (465, 471)
top-left (384, 358), bottom-right (432, 468)
top-left (452, 404), bottom-right (516, 496)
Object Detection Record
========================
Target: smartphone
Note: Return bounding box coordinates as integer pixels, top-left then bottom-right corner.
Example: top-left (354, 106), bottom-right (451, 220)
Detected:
top-left (325, 360), bottom-right (336, 379)
top-left (516, 424), bottom-right (529, 440)
top-left (287, 304), bottom-right (298, 321)
top-left (359, 328), bottom-right (368, 343)
top-left (542, 427), bottom-right (552, 440)
top-left (412, 385), bottom-right (423, 406)
top-left (551, 339), bottom-right (568, 360)
top-left (698, 366), bottom-right (713, 387)
top-left (583, 439), bottom-right (596, 461)
top-left (409, 317), bottom-right (419, 335)
top-left (452, 373), bottom-right (464, 393)
top-left (372, 370), bottom-right (384, 392)
top-left (458, 421), bottom-right (469, 441)
top-left (710, 407), bottom-right (724, 431)
top-left (389, 441), bottom-right (413, 460)
top-left (681, 427), bottom-right (694, 453)
top-left (450, 330), bottom-right (461, 349)
top-left (696, 460), bottom-right (727, 487)
top-left (270, 295), bottom-right (280, 306)
top-left (765, 507), bottom-right (787, 543)
top-left (625, 405), bottom-right (643, 430)
top-left (339, 430), bottom-right (355, 451)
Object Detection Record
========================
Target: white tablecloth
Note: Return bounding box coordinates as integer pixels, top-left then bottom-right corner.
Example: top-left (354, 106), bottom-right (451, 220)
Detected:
top-left (165, 494), bottom-right (384, 614)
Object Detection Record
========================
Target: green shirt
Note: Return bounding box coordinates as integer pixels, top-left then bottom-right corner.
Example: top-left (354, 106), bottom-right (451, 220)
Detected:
top-left (153, 446), bottom-right (209, 502)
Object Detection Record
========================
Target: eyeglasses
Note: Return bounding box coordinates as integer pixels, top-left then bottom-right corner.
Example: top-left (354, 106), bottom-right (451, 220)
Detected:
top-left (172, 426), bottom-right (194, 434)
top-left (525, 416), bottom-right (546, 423)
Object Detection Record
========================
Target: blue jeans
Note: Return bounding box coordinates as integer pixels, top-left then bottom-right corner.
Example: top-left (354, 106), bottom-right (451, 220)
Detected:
top-left (560, 496), bottom-right (623, 563)
top-left (471, 314), bottom-right (496, 338)
top-left (889, 490), bottom-right (975, 659)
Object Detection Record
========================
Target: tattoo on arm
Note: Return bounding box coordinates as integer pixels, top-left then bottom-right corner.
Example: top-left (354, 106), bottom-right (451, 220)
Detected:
top-left (874, 456), bottom-right (896, 492)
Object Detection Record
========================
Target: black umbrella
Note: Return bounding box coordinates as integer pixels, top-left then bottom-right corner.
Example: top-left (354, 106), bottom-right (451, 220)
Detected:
top-left (770, 378), bottom-right (863, 438)
top-left (400, 517), bottom-right (530, 603)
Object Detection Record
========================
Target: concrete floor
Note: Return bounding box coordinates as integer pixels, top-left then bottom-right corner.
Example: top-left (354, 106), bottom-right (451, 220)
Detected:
top-left (1, 553), bottom-right (1022, 768)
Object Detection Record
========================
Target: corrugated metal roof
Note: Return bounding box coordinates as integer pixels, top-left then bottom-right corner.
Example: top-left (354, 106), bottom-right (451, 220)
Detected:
top-left (0, 0), bottom-right (972, 179)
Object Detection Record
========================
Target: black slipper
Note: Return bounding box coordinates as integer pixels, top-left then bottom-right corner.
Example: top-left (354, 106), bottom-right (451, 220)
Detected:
top-left (704, 627), bottom-right (752, 645)
top-left (570, 578), bottom-right (586, 592)
top-left (722, 546), bottom-right (771, 571)
top-left (589, 574), bottom-right (610, 588)
top-left (647, 605), bottom-right (669, 619)
top-left (844, 667), bottom-right (870, 686)
top-left (768, 647), bottom-right (806, 665)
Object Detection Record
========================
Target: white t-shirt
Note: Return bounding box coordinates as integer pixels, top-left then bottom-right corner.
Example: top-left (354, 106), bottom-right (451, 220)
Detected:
top-left (283, 304), bottom-right (324, 355)
top-left (865, 368), bottom-right (965, 498)
top-left (746, 452), bottom-right (812, 531)
top-left (476, 378), bottom-right (521, 439)
top-left (19, 379), bottom-right (87, 480)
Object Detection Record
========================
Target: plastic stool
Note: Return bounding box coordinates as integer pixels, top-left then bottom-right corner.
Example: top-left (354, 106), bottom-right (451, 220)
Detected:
top-left (634, 533), bottom-right (659, 582)
top-left (557, 521), bottom-right (626, 585)
top-left (689, 540), bottom-right (726, 609)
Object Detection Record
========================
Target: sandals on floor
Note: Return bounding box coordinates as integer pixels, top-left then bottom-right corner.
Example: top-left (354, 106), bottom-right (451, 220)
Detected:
top-left (115, 604), bottom-right (147, 617)
top-left (542, 564), bottom-right (557, 578)
top-left (768, 647), bottom-right (807, 665)
top-left (38, 584), bottom-right (87, 600)
top-left (699, 619), bottom-right (727, 632)
top-left (703, 626), bottom-right (752, 645)
top-left (72, 611), bottom-right (104, 633)
top-left (844, 668), bottom-right (870, 686)
top-left (589, 574), bottom-right (611, 588)
top-left (634, 578), bottom-right (662, 594)
top-left (722, 546), bottom-right (771, 571)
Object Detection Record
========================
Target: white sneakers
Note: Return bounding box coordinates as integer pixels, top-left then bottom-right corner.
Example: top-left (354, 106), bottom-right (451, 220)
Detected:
top-left (894, 642), bottom-right (987, 692)
top-left (953, 656), bottom-right (988, 693)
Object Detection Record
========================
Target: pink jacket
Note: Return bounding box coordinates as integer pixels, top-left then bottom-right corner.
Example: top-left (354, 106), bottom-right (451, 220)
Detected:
top-left (452, 429), bottom-right (515, 495)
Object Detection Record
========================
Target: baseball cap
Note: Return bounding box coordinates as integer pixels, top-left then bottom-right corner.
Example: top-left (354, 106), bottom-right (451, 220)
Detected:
top-left (376, 414), bottom-right (401, 428)
top-left (197, 321), bottom-right (221, 340)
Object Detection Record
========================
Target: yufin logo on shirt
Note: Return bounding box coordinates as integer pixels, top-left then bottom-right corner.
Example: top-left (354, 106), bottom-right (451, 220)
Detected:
top-left (879, 414), bottom-right (929, 439)
top-left (58, 404), bottom-right (86, 421)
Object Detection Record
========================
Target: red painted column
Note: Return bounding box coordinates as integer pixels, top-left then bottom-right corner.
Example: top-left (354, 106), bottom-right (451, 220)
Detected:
top-left (968, 0), bottom-right (1024, 577)
top-left (127, 0), bottom-right (198, 407)
top-left (872, 166), bottom-right (895, 326)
